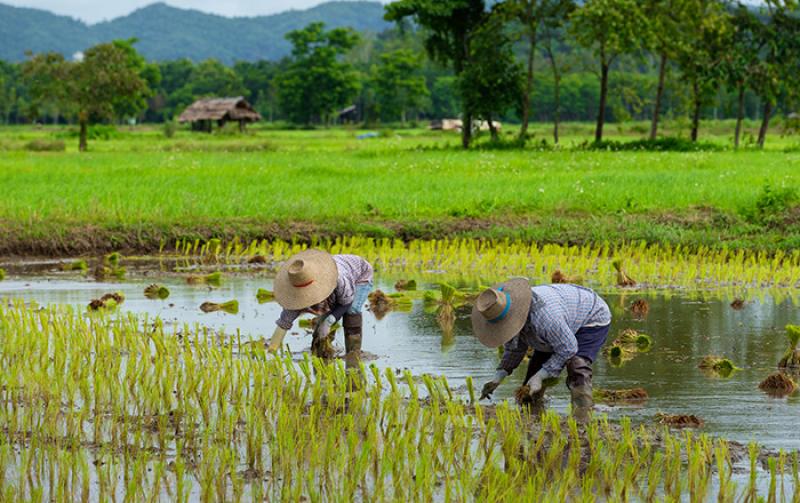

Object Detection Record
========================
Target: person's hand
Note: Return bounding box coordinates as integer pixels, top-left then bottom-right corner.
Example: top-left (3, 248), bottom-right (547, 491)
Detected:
top-left (526, 370), bottom-right (547, 396)
top-left (480, 381), bottom-right (500, 400)
top-left (315, 315), bottom-right (335, 340)
top-left (268, 327), bottom-right (287, 353)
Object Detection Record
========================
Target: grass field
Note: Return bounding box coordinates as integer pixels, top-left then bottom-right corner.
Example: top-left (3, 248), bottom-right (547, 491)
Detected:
top-left (2, 121), bottom-right (799, 255)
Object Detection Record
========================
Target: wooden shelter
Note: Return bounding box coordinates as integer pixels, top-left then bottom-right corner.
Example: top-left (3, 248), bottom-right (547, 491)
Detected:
top-left (178, 97), bottom-right (261, 132)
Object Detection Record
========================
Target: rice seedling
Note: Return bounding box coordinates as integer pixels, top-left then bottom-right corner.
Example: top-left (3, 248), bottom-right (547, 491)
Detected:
top-left (106, 252), bottom-right (121, 267)
top-left (612, 259), bottom-right (636, 287)
top-left (630, 299), bottom-right (649, 318)
top-left (144, 284), bottom-right (170, 300)
top-left (604, 329), bottom-right (652, 361)
top-left (699, 356), bottom-right (739, 377)
top-left (187, 271), bottom-right (223, 286)
top-left (759, 372), bottom-right (798, 396)
top-left (368, 290), bottom-right (412, 320)
top-left (0, 299), bottom-right (796, 501)
top-left (778, 325), bottom-right (800, 369)
top-left (394, 279), bottom-right (417, 291)
top-left (656, 413), bottom-right (705, 428)
top-left (87, 292), bottom-right (124, 311)
top-left (199, 300), bottom-right (239, 314)
top-left (594, 388), bottom-right (649, 404)
top-left (0, 268), bottom-right (5, 280)
top-left (62, 259), bottom-right (88, 272)
top-left (256, 288), bottom-right (274, 303)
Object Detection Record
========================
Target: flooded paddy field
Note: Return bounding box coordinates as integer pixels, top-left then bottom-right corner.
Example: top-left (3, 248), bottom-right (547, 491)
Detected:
top-left (1, 252), bottom-right (799, 500)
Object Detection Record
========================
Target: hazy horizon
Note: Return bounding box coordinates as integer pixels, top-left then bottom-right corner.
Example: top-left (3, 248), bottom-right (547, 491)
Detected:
top-left (1, 0), bottom-right (390, 24)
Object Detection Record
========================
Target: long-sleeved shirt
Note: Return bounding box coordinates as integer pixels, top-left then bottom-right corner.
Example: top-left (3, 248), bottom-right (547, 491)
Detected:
top-left (276, 254), bottom-right (373, 329)
top-left (498, 284), bottom-right (611, 378)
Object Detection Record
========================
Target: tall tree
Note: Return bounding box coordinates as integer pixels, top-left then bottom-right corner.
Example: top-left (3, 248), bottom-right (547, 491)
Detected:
top-left (570, 0), bottom-right (649, 142)
top-left (276, 22), bottom-right (361, 125)
top-left (23, 42), bottom-right (150, 151)
top-left (538, 0), bottom-right (576, 144)
top-left (674, 0), bottom-right (732, 142)
top-left (643, 0), bottom-right (691, 140)
top-left (725, 3), bottom-right (763, 148)
top-left (458, 9), bottom-right (524, 141)
top-left (371, 49), bottom-right (429, 123)
top-left (385, 0), bottom-right (488, 148)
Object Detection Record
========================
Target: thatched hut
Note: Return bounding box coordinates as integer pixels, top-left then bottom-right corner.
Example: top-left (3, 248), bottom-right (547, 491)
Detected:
top-left (178, 97), bottom-right (261, 132)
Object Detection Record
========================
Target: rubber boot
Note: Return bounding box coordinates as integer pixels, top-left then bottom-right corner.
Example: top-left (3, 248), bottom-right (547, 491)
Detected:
top-left (343, 313), bottom-right (363, 371)
top-left (566, 356), bottom-right (594, 425)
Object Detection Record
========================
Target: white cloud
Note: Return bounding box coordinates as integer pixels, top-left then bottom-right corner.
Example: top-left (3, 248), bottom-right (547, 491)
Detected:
top-left (3, 0), bottom-right (389, 23)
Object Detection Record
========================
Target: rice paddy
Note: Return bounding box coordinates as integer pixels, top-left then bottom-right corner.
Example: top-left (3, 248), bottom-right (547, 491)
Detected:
top-left (0, 300), bottom-right (798, 501)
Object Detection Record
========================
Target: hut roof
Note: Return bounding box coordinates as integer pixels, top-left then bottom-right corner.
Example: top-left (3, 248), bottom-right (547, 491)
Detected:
top-left (178, 97), bottom-right (261, 123)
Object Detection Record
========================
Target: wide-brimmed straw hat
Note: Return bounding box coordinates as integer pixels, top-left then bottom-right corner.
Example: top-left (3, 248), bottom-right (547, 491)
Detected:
top-left (471, 278), bottom-right (533, 348)
top-left (274, 249), bottom-right (338, 310)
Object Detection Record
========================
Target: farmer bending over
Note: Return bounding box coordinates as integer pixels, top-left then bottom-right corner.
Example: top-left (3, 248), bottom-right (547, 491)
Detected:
top-left (472, 279), bottom-right (611, 423)
top-left (268, 250), bottom-right (373, 358)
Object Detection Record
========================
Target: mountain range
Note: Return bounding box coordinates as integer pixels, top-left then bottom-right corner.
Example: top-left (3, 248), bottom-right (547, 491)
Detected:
top-left (0, 1), bottom-right (390, 63)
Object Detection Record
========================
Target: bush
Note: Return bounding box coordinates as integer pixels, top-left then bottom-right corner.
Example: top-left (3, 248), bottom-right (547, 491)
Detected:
top-left (742, 184), bottom-right (798, 225)
top-left (582, 137), bottom-right (722, 152)
top-left (25, 139), bottom-right (66, 152)
top-left (60, 124), bottom-right (119, 140)
top-left (163, 120), bottom-right (178, 138)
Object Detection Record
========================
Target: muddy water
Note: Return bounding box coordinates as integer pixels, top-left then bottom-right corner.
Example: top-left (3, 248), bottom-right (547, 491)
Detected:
top-left (1, 266), bottom-right (799, 450)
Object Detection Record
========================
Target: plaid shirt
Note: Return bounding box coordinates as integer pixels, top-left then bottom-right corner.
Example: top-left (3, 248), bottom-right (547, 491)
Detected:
top-left (276, 254), bottom-right (373, 329)
top-left (499, 284), bottom-right (611, 378)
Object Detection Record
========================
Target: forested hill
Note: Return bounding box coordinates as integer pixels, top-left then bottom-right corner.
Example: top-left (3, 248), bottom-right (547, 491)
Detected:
top-left (0, 1), bottom-right (389, 63)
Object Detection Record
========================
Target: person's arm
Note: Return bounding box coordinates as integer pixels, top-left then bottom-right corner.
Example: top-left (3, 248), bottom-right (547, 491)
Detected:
top-left (498, 336), bottom-right (529, 375)
top-left (268, 309), bottom-right (301, 351)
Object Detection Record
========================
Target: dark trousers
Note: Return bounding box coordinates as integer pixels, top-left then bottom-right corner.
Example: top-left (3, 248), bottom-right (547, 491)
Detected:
top-left (524, 324), bottom-right (610, 389)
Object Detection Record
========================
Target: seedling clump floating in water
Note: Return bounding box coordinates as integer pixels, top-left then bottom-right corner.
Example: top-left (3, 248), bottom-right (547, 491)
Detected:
top-left (551, 270), bottom-right (582, 284)
top-left (699, 356), bottom-right (739, 377)
top-left (87, 292), bottom-right (125, 311)
top-left (778, 324), bottom-right (800, 369)
top-left (62, 259), bottom-right (88, 272)
top-left (368, 290), bottom-right (412, 319)
top-left (656, 413), bottom-right (704, 428)
top-left (594, 388), bottom-right (649, 404)
top-left (730, 298), bottom-right (746, 310)
top-left (248, 255), bottom-right (267, 265)
top-left (394, 279), bottom-right (417, 291)
top-left (199, 300), bottom-right (239, 314)
top-left (187, 271), bottom-right (223, 286)
top-left (144, 284), bottom-right (170, 300)
top-left (630, 299), bottom-right (649, 318)
top-left (759, 372), bottom-right (797, 396)
top-left (256, 288), bottom-right (274, 303)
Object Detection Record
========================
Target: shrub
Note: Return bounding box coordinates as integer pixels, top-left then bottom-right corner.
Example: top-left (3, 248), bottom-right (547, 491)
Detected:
top-left (742, 184), bottom-right (797, 225)
top-left (582, 137), bottom-right (722, 152)
top-left (163, 120), bottom-right (178, 138)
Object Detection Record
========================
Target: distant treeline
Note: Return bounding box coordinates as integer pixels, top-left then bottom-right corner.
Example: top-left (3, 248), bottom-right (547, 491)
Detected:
top-left (2, 0), bottom-right (798, 149)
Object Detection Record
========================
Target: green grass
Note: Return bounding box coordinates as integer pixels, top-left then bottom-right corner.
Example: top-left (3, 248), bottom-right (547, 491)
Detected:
top-left (1, 123), bottom-right (799, 254)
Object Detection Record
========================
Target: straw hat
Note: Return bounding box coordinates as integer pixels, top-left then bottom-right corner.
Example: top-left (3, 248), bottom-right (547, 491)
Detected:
top-left (471, 278), bottom-right (533, 348)
top-left (274, 249), bottom-right (339, 310)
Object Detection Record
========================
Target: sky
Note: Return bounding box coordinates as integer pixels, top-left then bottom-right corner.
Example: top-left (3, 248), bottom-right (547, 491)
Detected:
top-left (3, 0), bottom-right (389, 23)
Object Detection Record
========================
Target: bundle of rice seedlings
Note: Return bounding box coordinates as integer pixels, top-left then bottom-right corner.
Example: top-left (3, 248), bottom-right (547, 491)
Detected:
top-left (311, 333), bottom-right (337, 359)
top-left (187, 271), bottom-right (223, 286)
top-left (248, 255), bottom-right (268, 265)
top-left (62, 260), bottom-right (88, 272)
top-left (551, 270), bottom-right (582, 284)
top-left (698, 356), bottom-right (739, 377)
top-left (594, 388), bottom-right (649, 404)
top-left (759, 372), bottom-right (797, 395)
top-left (105, 252), bottom-right (121, 268)
top-left (613, 329), bottom-right (652, 352)
top-left (199, 300), bottom-right (239, 314)
top-left (394, 279), bottom-right (417, 291)
top-left (612, 259), bottom-right (636, 287)
top-left (87, 292), bottom-right (125, 311)
top-left (368, 290), bottom-right (412, 320)
top-left (630, 299), bottom-right (649, 318)
top-left (0, 268), bottom-right (5, 281)
top-left (256, 289), bottom-right (274, 303)
top-left (778, 325), bottom-right (800, 369)
top-left (656, 413), bottom-right (704, 428)
top-left (730, 299), bottom-right (746, 310)
top-left (144, 284), bottom-right (170, 300)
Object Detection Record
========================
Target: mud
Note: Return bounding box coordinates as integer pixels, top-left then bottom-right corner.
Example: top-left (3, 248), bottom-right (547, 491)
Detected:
top-left (594, 388), bottom-right (649, 404)
top-left (758, 372), bottom-right (797, 396)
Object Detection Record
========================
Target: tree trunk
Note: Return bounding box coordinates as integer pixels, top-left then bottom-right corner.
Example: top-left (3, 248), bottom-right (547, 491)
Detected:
top-left (650, 53), bottom-right (668, 140)
top-left (518, 7), bottom-right (537, 142)
top-left (690, 80), bottom-right (701, 142)
top-left (488, 113), bottom-right (498, 142)
top-left (757, 100), bottom-right (772, 148)
top-left (545, 43), bottom-right (561, 145)
top-left (734, 85), bottom-right (745, 149)
top-left (595, 61), bottom-right (609, 143)
top-left (78, 114), bottom-right (88, 152)
top-left (462, 111), bottom-right (472, 149)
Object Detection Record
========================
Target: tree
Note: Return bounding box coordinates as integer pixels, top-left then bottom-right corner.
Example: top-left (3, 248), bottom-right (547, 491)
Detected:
top-left (537, 0), bottom-right (577, 144)
top-left (276, 22), bottom-right (361, 125)
top-left (385, 0), bottom-right (488, 148)
top-left (674, 0), bottom-right (732, 142)
top-left (458, 10), bottom-right (524, 141)
top-left (642, 0), bottom-right (692, 140)
top-left (23, 42), bottom-right (150, 151)
top-left (371, 49), bottom-right (428, 123)
top-left (725, 3), bottom-right (763, 148)
top-left (570, 0), bottom-right (649, 142)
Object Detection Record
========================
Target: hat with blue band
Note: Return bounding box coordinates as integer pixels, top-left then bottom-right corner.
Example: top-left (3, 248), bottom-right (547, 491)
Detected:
top-left (471, 277), bottom-right (533, 348)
